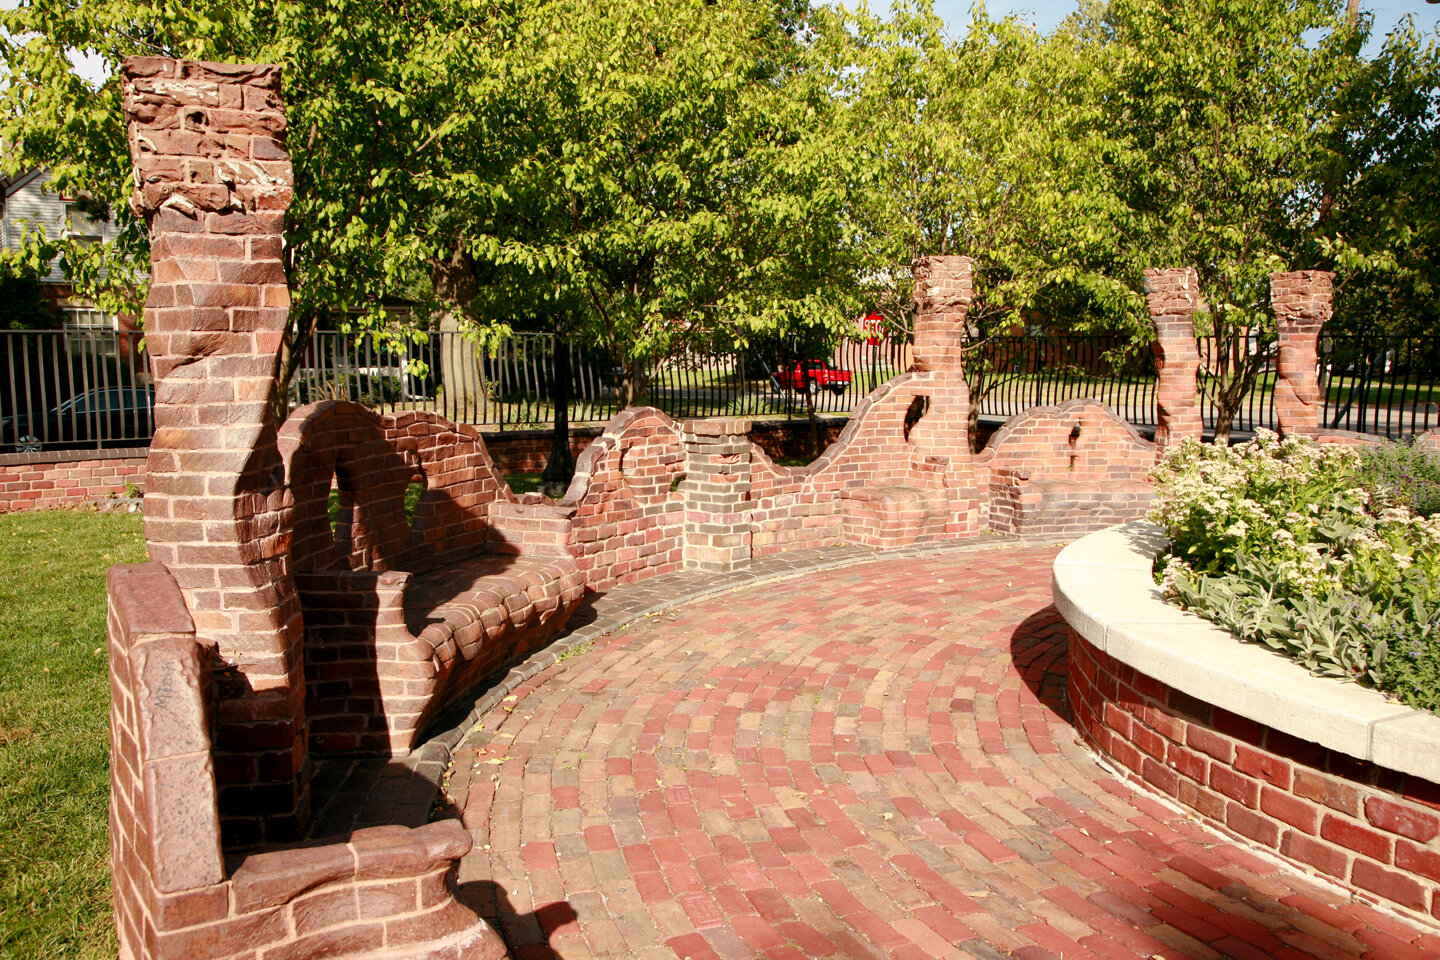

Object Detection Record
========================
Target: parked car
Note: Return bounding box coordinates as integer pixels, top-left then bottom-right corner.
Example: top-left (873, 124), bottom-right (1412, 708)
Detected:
top-left (773, 359), bottom-right (853, 396)
top-left (1, 386), bottom-right (154, 452)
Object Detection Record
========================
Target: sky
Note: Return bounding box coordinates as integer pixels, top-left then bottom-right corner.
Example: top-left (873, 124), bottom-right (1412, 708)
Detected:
top-left (928, 0), bottom-right (1439, 55)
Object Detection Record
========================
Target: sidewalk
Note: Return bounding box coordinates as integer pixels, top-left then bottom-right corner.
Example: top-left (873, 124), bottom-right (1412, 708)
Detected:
top-left (433, 540), bottom-right (1438, 960)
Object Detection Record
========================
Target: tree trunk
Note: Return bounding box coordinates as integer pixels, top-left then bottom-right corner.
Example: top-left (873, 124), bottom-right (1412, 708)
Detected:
top-left (271, 307), bottom-right (319, 424)
top-left (620, 356), bottom-right (647, 408)
top-left (431, 247), bottom-right (485, 424)
top-left (542, 333), bottom-right (575, 498)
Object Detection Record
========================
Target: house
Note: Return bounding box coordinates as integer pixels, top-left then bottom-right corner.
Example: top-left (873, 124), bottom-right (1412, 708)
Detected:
top-left (2, 166), bottom-right (125, 331)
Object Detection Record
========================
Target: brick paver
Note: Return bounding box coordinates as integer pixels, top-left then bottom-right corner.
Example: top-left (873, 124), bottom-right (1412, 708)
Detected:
top-left (445, 541), bottom-right (1436, 959)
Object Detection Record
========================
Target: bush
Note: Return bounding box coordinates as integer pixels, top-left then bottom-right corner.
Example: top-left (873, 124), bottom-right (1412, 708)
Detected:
top-left (1149, 431), bottom-right (1440, 712)
top-left (1357, 439), bottom-right (1440, 518)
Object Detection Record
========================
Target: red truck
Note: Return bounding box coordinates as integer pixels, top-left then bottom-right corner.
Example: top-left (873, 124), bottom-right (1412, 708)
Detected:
top-left (773, 359), bottom-right (853, 396)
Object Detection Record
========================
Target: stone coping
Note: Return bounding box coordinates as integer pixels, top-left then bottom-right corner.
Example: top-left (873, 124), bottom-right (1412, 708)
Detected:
top-left (0, 446), bottom-right (149, 466)
top-left (1053, 520), bottom-right (1440, 786)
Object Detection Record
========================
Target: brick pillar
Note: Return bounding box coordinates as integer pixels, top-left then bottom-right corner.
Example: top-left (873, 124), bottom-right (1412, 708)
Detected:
top-left (910, 255), bottom-right (973, 374)
top-left (1271, 270), bottom-right (1333, 437)
top-left (123, 58), bottom-right (307, 846)
top-left (682, 418), bottom-right (753, 573)
top-left (1144, 268), bottom-right (1205, 449)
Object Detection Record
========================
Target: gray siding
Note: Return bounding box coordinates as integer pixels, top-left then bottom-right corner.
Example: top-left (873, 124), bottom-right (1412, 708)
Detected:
top-left (3, 169), bottom-right (121, 284)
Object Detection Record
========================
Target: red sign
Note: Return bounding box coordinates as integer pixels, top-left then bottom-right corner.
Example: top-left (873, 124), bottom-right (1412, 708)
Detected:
top-left (861, 312), bottom-right (884, 345)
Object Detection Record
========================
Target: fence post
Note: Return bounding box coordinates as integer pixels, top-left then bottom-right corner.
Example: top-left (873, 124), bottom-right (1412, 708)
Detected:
top-left (123, 56), bottom-right (308, 845)
top-left (1144, 267), bottom-right (1205, 449)
top-left (1271, 270), bottom-right (1333, 438)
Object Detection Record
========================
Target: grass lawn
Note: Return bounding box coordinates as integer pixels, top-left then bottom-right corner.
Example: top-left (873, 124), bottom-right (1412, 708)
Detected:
top-left (0, 509), bottom-right (145, 959)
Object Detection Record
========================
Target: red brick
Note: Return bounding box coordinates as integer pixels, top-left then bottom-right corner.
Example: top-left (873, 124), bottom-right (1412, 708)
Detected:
top-left (1166, 741), bottom-right (1208, 783)
top-left (1394, 839), bottom-right (1440, 883)
top-left (1226, 803), bottom-right (1281, 847)
top-left (1366, 796), bottom-right (1440, 843)
top-left (1352, 859), bottom-right (1428, 911)
top-left (1292, 771), bottom-right (1360, 817)
top-left (1260, 787), bottom-right (1319, 834)
top-left (1320, 814), bottom-right (1393, 862)
top-left (1209, 764), bottom-right (1260, 807)
top-left (1279, 831), bottom-right (1350, 880)
top-left (1235, 745), bottom-right (1292, 789)
top-left (1142, 757), bottom-right (1181, 798)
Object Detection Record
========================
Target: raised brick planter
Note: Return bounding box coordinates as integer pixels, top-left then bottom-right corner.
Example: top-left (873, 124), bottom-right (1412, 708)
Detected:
top-left (1055, 522), bottom-right (1440, 925)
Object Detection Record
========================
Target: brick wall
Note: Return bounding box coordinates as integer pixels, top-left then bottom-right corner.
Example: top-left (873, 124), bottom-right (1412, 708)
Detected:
top-left (559, 407), bottom-right (686, 590)
top-left (1069, 628), bottom-right (1440, 924)
top-left (748, 256), bottom-right (983, 555)
top-left (0, 419), bottom-right (851, 516)
top-left (0, 451), bottom-right (145, 512)
top-left (976, 399), bottom-right (1157, 536)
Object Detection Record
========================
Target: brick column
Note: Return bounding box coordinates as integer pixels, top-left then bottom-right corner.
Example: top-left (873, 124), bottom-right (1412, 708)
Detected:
top-left (1144, 267), bottom-right (1205, 449)
top-left (1271, 270), bottom-right (1333, 438)
top-left (123, 57), bottom-right (307, 845)
top-left (682, 418), bottom-right (752, 573)
top-left (910, 255), bottom-right (973, 374)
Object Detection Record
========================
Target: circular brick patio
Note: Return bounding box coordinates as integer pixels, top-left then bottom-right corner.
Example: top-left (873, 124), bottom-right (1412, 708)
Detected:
top-left (447, 542), bottom-right (1439, 960)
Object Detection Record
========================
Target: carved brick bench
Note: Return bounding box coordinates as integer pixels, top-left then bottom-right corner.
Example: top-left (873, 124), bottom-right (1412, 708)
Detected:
top-left (839, 482), bottom-right (949, 549)
top-left (279, 402), bottom-right (584, 757)
top-left (108, 562), bottom-right (506, 960)
top-left (977, 399), bottom-right (1158, 536)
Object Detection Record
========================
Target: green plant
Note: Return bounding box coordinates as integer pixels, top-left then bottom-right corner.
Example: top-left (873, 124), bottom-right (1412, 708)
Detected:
top-left (0, 509), bottom-right (146, 958)
top-left (504, 472), bottom-right (543, 496)
top-left (1358, 439), bottom-right (1440, 518)
top-left (1150, 431), bottom-right (1440, 712)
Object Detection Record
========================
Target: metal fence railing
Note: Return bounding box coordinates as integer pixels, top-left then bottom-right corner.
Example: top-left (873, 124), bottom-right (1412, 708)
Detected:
top-left (0, 329), bottom-right (152, 453)
top-left (3, 328), bottom-right (1437, 454)
top-left (1320, 335), bottom-right (1440, 438)
top-left (288, 330), bottom-right (914, 429)
top-left (966, 334), bottom-right (1159, 425)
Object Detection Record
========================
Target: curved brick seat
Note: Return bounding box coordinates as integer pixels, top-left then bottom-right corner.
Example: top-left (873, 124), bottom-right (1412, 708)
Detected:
top-left (107, 562), bottom-right (507, 960)
top-left (280, 402), bottom-right (584, 757)
top-left (839, 482), bottom-right (949, 548)
top-left (978, 398), bottom-right (1158, 535)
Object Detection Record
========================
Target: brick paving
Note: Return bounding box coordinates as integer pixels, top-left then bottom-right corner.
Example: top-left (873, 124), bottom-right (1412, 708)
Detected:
top-left (436, 540), bottom-right (1438, 959)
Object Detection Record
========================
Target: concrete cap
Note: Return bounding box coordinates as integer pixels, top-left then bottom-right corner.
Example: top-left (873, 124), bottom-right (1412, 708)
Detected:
top-left (1054, 522), bottom-right (1440, 786)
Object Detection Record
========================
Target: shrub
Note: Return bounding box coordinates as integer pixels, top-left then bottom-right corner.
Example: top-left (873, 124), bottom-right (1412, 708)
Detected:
top-left (1357, 439), bottom-right (1440, 518)
top-left (1149, 431), bottom-right (1440, 712)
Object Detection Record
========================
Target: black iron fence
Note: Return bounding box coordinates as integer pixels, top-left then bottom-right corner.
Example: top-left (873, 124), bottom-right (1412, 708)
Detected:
top-left (4, 327), bottom-right (1437, 454)
top-left (289, 330), bottom-right (913, 428)
top-left (0, 328), bottom-right (152, 453)
top-left (1321, 335), bottom-right (1440, 437)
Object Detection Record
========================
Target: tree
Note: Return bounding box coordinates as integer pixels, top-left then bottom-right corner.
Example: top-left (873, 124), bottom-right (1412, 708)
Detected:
top-left (2, 0), bottom-right (865, 451)
top-left (454, 0), bottom-right (866, 410)
top-left (1319, 21), bottom-right (1440, 340)
top-left (1, 0), bottom-right (528, 404)
top-left (808, 0), bottom-right (1144, 449)
top-left (1079, 0), bottom-right (1375, 443)
top-left (0, 271), bottom-right (56, 330)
